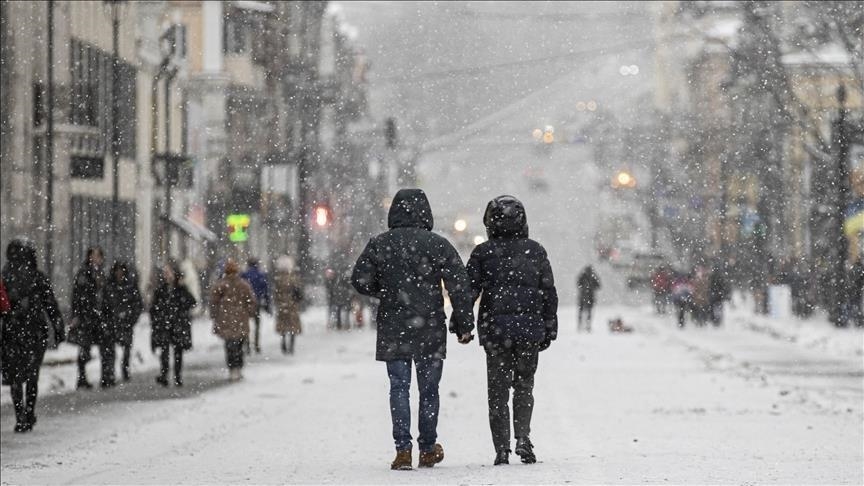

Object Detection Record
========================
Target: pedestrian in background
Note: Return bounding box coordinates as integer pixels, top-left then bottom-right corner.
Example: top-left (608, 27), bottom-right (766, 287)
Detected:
top-left (466, 195), bottom-right (558, 466)
top-left (102, 261), bottom-right (143, 382)
top-left (651, 265), bottom-right (672, 314)
top-left (69, 246), bottom-right (106, 389)
top-left (352, 188), bottom-right (475, 471)
top-left (708, 264), bottom-right (729, 326)
top-left (1, 239), bottom-right (65, 432)
top-left (691, 265), bottom-right (711, 326)
top-left (273, 256), bottom-right (303, 355)
top-left (241, 257), bottom-right (270, 354)
top-left (150, 262), bottom-right (196, 387)
top-left (210, 259), bottom-right (257, 381)
top-left (671, 271), bottom-right (693, 328)
top-left (576, 265), bottom-right (601, 332)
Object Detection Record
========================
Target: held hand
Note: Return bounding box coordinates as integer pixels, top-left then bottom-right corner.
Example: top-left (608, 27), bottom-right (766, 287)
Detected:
top-left (458, 333), bottom-right (474, 344)
top-left (54, 330), bottom-right (66, 347)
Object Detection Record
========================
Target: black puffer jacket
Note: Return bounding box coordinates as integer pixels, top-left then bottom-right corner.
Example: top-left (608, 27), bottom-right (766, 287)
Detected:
top-left (1, 239), bottom-right (64, 385)
top-left (352, 189), bottom-right (475, 361)
top-left (150, 283), bottom-right (196, 350)
top-left (69, 263), bottom-right (105, 347)
top-left (102, 262), bottom-right (143, 346)
top-left (466, 195), bottom-right (558, 349)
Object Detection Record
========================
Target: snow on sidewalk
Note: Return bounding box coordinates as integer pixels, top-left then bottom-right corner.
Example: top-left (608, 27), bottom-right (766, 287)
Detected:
top-left (724, 292), bottom-right (864, 359)
top-left (2, 304), bottom-right (862, 484)
top-left (0, 307), bottom-right (330, 406)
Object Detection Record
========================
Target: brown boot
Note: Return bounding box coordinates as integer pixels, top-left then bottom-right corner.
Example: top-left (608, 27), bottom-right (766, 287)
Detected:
top-left (391, 449), bottom-right (413, 471)
top-left (418, 443), bottom-right (444, 468)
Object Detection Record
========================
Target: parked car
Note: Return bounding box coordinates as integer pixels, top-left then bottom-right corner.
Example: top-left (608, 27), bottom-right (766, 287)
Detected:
top-left (626, 252), bottom-right (666, 289)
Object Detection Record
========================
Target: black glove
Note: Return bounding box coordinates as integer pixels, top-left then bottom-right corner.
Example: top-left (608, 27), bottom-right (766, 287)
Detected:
top-left (539, 332), bottom-right (554, 352)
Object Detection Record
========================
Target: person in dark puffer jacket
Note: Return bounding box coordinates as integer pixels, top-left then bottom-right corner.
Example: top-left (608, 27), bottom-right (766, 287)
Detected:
top-left (1, 239), bottom-right (65, 433)
top-left (352, 188), bottom-right (475, 471)
top-left (466, 195), bottom-right (558, 466)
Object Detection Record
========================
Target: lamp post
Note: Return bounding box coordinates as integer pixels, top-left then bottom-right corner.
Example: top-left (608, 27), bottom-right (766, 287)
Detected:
top-left (109, 0), bottom-right (122, 263)
top-left (45, 0), bottom-right (55, 275)
top-left (831, 86), bottom-right (852, 326)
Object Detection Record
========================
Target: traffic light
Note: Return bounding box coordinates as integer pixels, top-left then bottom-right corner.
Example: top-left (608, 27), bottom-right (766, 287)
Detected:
top-left (226, 213), bottom-right (251, 242)
top-left (313, 204), bottom-right (332, 227)
top-left (385, 118), bottom-right (397, 149)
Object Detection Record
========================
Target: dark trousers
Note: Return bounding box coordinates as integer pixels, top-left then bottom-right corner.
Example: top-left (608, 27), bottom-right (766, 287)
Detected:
top-left (281, 334), bottom-right (296, 354)
top-left (386, 357), bottom-right (443, 452)
top-left (246, 310), bottom-right (262, 354)
top-left (9, 379), bottom-right (38, 425)
top-left (100, 342), bottom-right (116, 386)
top-left (578, 301), bottom-right (594, 331)
top-left (676, 302), bottom-right (687, 327)
top-left (486, 342), bottom-right (539, 451)
top-left (225, 339), bottom-right (245, 369)
top-left (77, 344), bottom-right (116, 385)
top-left (77, 346), bottom-right (91, 382)
top-left (121, 343), bottom-right (132, 380)
top-left (159, 345), bottom-right (183, 382)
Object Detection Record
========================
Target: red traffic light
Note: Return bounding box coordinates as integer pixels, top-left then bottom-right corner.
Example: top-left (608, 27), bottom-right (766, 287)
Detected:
top-left (313, 205), bottom-right (332, 227)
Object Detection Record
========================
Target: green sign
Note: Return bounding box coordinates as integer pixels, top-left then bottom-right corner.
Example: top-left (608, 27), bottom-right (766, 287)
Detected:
top-left (226, 214), bottom-right (250, 242)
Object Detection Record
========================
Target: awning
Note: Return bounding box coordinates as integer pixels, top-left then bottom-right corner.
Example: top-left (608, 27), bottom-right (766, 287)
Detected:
top-left (232, 1), bottom-right (275, 13)
top-left (161, 215), bottom-right (218, 243)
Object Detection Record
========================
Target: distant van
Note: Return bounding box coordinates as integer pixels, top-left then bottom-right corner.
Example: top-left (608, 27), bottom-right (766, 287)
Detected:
top-left (626, 252), bottom-right (665, 289)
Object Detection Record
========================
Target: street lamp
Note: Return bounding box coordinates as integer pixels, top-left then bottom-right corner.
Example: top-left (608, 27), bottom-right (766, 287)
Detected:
top-left (454, 219), bottom-right (467, 232)
top-left (612, 170), bottom-right (636, 189)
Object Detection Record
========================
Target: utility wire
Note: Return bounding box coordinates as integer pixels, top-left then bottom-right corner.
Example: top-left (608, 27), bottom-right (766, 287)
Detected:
top-left (373, 37), bottom-right (656, 85)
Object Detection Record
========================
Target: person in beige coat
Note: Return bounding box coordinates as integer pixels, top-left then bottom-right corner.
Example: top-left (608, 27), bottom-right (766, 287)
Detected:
top-left (273, 256), bottom-right (303, 355)
top-left (209, 260), bottom-right (257, 381)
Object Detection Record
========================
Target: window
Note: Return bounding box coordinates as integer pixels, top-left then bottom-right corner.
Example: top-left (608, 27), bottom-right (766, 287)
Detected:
top-left (71, 155), bottom-right (104, 179)
top-left (69, 39), bottom-right (100, 126)
top-left (32, 82), bottom-right (45, 127)
top-left (69, 37), bottom-right (138, 157)
top-left (116, 62), bottom-right (137, 158)
top-left (223, 13), bottom-right (247, 54)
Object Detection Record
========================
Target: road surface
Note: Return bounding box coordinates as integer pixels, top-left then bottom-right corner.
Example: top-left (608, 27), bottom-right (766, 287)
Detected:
top-left (2, 300), bottom-right (861, 485)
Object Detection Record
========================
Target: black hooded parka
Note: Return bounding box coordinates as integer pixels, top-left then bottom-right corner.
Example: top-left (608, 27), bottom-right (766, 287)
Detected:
top-left (466, 195), bottom-right (558, 349)
top-left (1, 239), bottom-right (65, 385)
top-left (352, 189), bottom-right (475, 361)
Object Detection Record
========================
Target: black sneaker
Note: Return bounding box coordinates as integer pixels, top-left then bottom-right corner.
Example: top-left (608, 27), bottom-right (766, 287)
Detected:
top-left (155, 375), bottom-right (169, 387)
top-left (76, 378), bottom-right (93, 390)
top-left (494, 448), bottom-right (510, 465)
top-left (174, 376), bottom-right (183, 387)
top-left (515, 437), bottom-right (536, 464)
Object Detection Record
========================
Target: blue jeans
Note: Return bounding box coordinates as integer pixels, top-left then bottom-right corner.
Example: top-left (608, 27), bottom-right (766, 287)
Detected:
top-left (386, 358), bottom-right (443, 452)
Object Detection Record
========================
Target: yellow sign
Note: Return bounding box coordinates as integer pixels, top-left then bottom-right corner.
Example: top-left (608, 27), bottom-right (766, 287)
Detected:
top-left (226, 214), bottom-right (250, 242)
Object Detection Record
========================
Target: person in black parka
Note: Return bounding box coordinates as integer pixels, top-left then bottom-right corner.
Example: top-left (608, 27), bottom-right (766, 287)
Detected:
top-left (1, 239), bottom-right (65, 432)
top-left (102, 261), bottom-right (143, 382)
top-left (150, 262), bottom-right (196, 387)
top-left (69, 246), bottom-right (107, 389)
top-left (352, 188), bottom-right (475, 471)
top-left (466, 195), bottom-right (558, 466)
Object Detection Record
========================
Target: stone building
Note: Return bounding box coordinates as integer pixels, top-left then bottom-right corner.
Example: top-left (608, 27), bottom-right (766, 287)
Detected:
top-left (0, 0), bottom-right (179, 303)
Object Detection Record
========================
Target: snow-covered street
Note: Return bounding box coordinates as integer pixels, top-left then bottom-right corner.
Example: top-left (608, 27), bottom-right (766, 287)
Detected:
top-left (2, 302), bottom-right (861, 485)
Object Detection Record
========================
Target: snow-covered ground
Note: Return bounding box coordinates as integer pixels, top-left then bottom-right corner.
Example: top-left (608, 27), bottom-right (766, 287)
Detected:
top-left (1, 302), bottom-right (862, 485)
